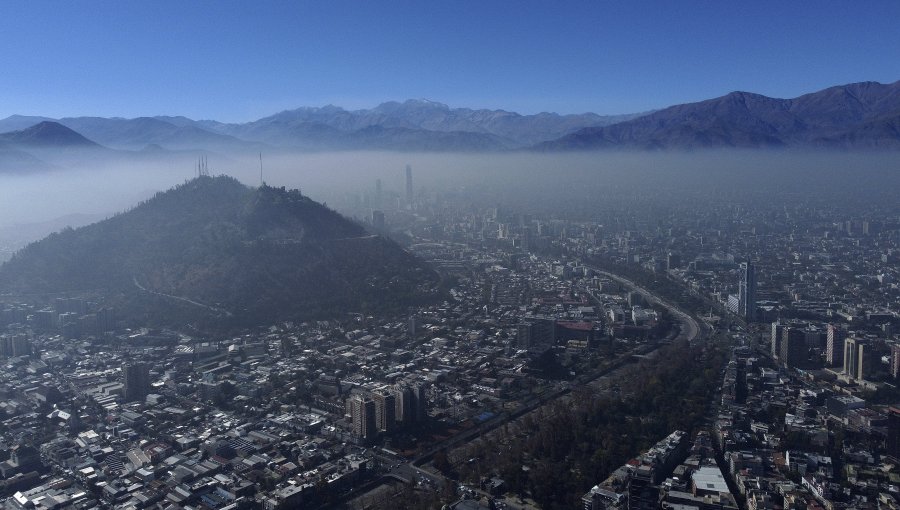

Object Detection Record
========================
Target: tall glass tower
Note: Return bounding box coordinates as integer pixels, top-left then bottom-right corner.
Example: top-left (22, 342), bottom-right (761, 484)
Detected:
top-left (405, 164), bottom-right (413, 203)
top-left (739, 261), bottom-right (756, 321)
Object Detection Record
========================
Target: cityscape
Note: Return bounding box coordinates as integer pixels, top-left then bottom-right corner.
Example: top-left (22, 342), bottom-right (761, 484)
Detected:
top-left (1, 159), bottom-right (899, 509)
top-left (2, 2), bottom-right (900, 510)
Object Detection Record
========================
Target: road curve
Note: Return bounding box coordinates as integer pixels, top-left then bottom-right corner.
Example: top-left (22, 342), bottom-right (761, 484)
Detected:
top-left (589, 268), bottom-right (701, 343)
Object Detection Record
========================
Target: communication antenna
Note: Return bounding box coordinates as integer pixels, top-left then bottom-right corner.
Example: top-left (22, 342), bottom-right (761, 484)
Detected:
top-left (259, 152), bottom-right (264, 186)
top-left (196, 155), bottom-right (210, 177)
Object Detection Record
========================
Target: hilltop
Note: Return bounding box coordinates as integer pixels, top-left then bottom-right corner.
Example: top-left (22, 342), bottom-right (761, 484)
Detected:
top-left (0, 121), bottom-right (100, 148)
top-left (0, 176), bottom-right (441, 328)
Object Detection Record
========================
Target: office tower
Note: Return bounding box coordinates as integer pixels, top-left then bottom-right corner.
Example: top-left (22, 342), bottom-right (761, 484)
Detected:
top-left (843, 337), bottom-right (871, 381)
top-left (826, 324), bottom-right (846, 367)
top-left (392, 382), bottom-right (428, 425)
top-left (405, 164), bottom-right (413, 203)
top-left (124, 363), bottom-right (150, 402)
top-left (349, 394), bottom-right (377, 441)
top-left (889, 407), bottom-right (900, 459)
top-left (771, 322), bottom-right (786, 360)
top-left (394, 385), bottom-right (414, 425)
top-left (843, 337), bottom-right (857, 377)
top-left (413, 383), bottom-right (428, 422)
top-left (804, 329), bottom-right (826, 350)
top-left (372, 390), bottom-right (396, 434)
top-left (891, 344), bottom-right (900, 379)
top-left (738, 262), bottom-right (757, 322)
top-left (780, 327), bottom-right (806, 369)
top-left (375, 178), bottom-right (382, 206)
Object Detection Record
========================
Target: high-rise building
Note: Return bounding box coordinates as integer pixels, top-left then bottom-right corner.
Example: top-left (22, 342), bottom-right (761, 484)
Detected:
top-left (394, 385), bottom-right (414, 425)
top-left (393, 382), bottom-right (428, 426)
top-left (375, 178), bottom-right (382, 206)
top-left (843, 337), bottom-right (872, 381)
top-left (517, 316), bottom-right (556, 352)
top-left (666, 252), bottom-right (681, 271)
top-left (413, 383), bottom-right (428, 422)
top-left (627, 465), bottom-right (657, 510)
top-left (780, 327), bottom-right (806, 369)
top-left (408, 316), bottom-right (420, 340)
top-left (771, 322), bottom-right (786, 360)
top-left (123, 363), bottom-right (150, 402)
top-left (738, 262), bottom-right (757, 322)
top-left (0, 334), bottom-right (32, 358)
top-left (843, 337), bottom-right (858, 378)
top-left (349, 394), bottom-right (377, 442)
top-left (826, 324), bottom-right (847, 367)
top-left (405, 164), bottom-right (413, 203)
top-left (888, 407), bottom-right (900, 459)
top-left (34, 309), bottom-right (55, 330)
top-left (372, 390), bottom-right (396, 434)
top-left (891, 344), bottom-right (900, 379)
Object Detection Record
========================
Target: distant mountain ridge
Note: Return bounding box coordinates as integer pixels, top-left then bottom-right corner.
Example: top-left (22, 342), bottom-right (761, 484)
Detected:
top-left (537, 80), bottom-right (900, 150)
top-left (0, 100), bottom-right (643, 155)
top-left (0, 121), bottom-right (103, 173)
top-left (0, 175), bottom-right (441, 328)
top-left (0, 121), bottom-right (99, 148)
top-left (204, 99), bottom-right (644, 147)
top-left (2, 80), bottom-right (900, 165)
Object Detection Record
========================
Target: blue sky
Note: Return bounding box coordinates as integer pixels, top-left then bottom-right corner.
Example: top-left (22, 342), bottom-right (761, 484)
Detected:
top-left (2, 1), bottom-right (899, 121)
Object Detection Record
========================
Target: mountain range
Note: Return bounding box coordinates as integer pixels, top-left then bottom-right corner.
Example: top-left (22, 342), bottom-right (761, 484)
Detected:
top-left (538, 80), bottom-right (900, 150)
top-left (0, 101), bottom-right (641, 156)
top-left (0, 79), bottom-right (898, 171)
top-left (0, 175), bottom-right (441, 328)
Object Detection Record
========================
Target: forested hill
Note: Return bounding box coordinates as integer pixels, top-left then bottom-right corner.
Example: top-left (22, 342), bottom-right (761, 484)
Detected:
top-left (0, 175), bottom-right (441, 327)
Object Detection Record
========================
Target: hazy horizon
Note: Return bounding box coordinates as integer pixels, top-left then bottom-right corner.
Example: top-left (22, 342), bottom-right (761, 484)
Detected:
top-left (2, 148), bottom-right (898, 232)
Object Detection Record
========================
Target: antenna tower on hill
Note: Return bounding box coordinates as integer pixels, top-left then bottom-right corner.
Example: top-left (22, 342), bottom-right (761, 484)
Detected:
top-left (197, 155), bottom-right (210, 177)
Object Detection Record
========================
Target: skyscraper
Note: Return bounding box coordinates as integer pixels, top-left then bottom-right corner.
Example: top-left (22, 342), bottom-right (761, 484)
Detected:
top-left (780, 327), bottom-right (806, 369)
top-left (393, 382), bottom-right (428, 426)
top-left (349, 394), bottom-right (377, 442)
top-left (738, 262), bottom-right (757, 322)
top-left (888, 407), bottom-right (900, 459)
top-left (826, 324), bottom-right (846, 367)
top-left (891, 344), bottom-right (900, 379)
top-left (771, 321), bottom-right (786, 360)
top-left (124, 363), bottom-right (150, 402)
top-left (372, 390), bottom-right (396, 434)
top-left (405, 164), bottom-right (413, 203)
top-left (843, 337), bottom-right (871, 381)
top-left (413, 383), bottom-right (428, 422)
top-left (394, 385), bottom-right (413, 425)
top-left (375, 178), bottom-right (382, 206)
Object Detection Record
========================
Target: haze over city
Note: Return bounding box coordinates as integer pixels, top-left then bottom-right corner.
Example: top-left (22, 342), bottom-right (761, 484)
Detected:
top-left (1, 2), bottom-right (900, 510)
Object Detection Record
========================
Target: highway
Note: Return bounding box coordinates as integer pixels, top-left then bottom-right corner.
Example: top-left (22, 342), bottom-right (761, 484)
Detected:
top-left (588, 268), bottom-right (702, 343)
